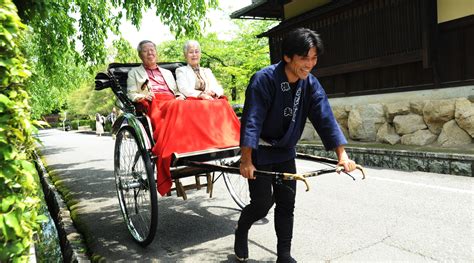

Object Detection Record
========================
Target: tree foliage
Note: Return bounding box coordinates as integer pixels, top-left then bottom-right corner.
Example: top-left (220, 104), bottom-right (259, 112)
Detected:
top-left (66, 38), bottom-right (139, 119)
top-left (13, 0), bottom-right (218, 118)
top-left (0, 1), bottom-right (45, 261)
top-left (23, 36), bottom-right (92, 119)
top-left (13, 0), bottom-right (218, 66)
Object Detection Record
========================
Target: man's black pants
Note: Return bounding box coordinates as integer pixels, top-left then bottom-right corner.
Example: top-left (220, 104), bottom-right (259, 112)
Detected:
top-left (236, 159), bottom-right (297, 257)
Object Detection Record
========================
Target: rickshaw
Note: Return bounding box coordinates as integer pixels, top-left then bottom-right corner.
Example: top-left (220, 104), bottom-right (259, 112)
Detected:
top-left (94, 63), bottom-right (365, 247)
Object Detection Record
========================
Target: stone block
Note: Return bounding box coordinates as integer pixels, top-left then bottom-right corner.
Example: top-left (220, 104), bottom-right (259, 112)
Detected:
top-left (393, 114), bottom-right (427, 135)
top-left (423, 99), bottom-right (455, 134)
top-left (364, 153), bottom-right (380, 167)
top-left (409, 158), bottom-right (426, 172)
top-left (437, 120), bottom-right (472, 147)
top-left (301, 121), bottom-right (317, 141)
top-left (376, 123), bottom-right (400, 145)
top-left (379, 155), bottom-right (394, 169)
top-left (392, 156), bottom-right (410, 171)
top-left (454, 98), bottom-right (474, 138)
top-left (428, 160), bottom-right (449, 174)
top-left (410, 100), bottom-right (427, 115)
top-left (352, 154), bottom-right (364, 166)
top-left (450, 161), bottom-right (472, 176)
top-left (384, 102), bottom-right (410, 122)
top-left (332, 106), bottom-right (349, 129)
top-left (348, 104), bottom-right (386, 141)
top-left (400, 129), bottom-right (437, 146)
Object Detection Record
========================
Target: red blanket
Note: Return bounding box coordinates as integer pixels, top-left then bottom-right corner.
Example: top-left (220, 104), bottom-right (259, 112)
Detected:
top-left (146, 95), bottom-right (240, 195)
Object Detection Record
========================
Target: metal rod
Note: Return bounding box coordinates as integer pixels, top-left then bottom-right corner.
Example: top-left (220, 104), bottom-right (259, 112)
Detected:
top-left (296, 152), bottom-right (339, 165)
top-left (296, 152), bottom-right (365, 180)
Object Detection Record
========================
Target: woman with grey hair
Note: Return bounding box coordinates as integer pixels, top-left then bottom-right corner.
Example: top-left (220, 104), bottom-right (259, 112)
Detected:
top-left (176, 40), bottom-right (224, 100)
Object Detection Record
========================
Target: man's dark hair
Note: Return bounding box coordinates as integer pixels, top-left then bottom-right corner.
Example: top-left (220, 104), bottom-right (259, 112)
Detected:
top-left (281, 28), bottom-right (324, 61)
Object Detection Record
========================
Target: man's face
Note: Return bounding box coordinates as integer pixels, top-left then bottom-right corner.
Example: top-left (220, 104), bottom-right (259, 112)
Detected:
top-left (139, 42), bottom-right (157, 67)
top-left (283, 47), bottom-right (318, 83)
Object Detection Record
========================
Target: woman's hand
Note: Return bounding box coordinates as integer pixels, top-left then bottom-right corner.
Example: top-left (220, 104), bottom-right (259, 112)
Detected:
top-left (198, 93), bottom-right (214, 100)
top-left (145, 93), bottom-right (154, 101)
top-left (204, 90), bottom-right (216, 97)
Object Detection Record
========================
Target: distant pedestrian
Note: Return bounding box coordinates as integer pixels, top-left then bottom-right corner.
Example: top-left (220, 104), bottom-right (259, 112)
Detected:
top-left (108, 107), bottom-right (118, 125)
top-left (95, 113), bottom-right (105, 136)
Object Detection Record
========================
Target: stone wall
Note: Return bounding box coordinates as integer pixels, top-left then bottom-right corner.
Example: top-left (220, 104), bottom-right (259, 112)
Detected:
top-left (302, 97), bottom-right (474, 148)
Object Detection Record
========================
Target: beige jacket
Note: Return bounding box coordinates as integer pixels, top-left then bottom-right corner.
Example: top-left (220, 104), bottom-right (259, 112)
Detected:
top-left (175, 65), bottom-right (224, 98)
top-left (127, 64), bottom-right (182, 102)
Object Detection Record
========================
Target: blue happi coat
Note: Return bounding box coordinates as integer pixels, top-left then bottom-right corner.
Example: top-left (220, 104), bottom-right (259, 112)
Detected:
top-left (240, 61), bottom-right (347, 165)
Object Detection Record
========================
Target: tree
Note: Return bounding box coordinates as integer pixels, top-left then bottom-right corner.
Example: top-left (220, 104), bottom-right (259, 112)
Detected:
top-left (14, 0), bottom-right (218, 66)
top-left (66, 38), bottom-right (139, 119)
top-left (13, 0), bottom-right (218, 118)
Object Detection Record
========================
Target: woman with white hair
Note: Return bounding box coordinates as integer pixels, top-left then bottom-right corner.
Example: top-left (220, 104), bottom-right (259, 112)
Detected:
top-left (176, 40), bottom-right (224, 100)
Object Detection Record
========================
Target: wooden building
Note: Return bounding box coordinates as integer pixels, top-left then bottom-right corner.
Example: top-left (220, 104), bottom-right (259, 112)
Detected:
top-left (231, 0), bottom-right (474, 98)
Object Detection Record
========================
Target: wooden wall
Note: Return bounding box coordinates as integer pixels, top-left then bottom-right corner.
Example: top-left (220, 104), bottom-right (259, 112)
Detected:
top-left (437, 15), bottom-right (474, 85)
top-left (264, 0), bottom-right (474, 97)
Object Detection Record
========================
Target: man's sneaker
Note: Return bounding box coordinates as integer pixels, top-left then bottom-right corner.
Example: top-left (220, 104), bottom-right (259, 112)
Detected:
top-left (276, 255), bottom-right (297, 263)
top-left (234, 228), bottom-right (248, 261)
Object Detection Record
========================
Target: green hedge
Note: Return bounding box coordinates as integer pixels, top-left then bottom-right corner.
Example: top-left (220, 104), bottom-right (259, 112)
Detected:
top-left (0, 1), bottom-right (46, 261)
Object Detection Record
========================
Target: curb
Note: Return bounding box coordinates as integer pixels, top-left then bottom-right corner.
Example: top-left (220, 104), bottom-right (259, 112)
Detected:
top-left (297, 144), bottom-right (474, 176)
top-left (34, 152), bottom-right (89, 262)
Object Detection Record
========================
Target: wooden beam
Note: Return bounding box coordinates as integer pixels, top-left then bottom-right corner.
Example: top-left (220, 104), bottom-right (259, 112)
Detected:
top-left (314, 50), bottom-right (423, 77)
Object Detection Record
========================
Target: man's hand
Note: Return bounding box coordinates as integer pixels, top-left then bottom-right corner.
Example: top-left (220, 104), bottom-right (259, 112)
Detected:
top-left (240, 160), bottom-right (256, 179)
top-left (337, 158), bottom-right (357, 173)
top-left (240, 147), bottom-right (256, 179)
top-left (334, 145), bottom-right (357, 172)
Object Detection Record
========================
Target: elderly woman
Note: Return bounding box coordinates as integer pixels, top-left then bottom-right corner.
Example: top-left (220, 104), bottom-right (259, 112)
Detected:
top-left (176, 40), bottom-right (224, 100)
top-left (127, 40), bottom-right (185, 113)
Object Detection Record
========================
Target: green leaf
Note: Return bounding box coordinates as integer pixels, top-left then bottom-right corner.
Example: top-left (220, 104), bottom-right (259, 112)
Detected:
top-left (4, 212), bottom-right (21, 236)
top-left (1, 196), bottom-right (16, 212)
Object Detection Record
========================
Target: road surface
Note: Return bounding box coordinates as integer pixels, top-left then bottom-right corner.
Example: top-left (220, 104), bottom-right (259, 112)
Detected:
top-left (37, 129), bottom-right (473, 262)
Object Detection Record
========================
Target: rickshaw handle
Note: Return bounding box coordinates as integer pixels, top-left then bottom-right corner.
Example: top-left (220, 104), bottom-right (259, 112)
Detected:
top-left (183, 161), bottom-right (366, 192)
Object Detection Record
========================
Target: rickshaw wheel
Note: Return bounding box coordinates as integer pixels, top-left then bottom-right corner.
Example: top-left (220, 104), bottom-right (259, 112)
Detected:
top-left (114, 126), bottom-right (158, 246)
top-left (222, 158), bottom-right (250, 209)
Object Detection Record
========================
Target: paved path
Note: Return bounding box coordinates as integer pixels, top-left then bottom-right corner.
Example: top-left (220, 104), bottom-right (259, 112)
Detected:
top-left (38, 129), bottom-right (473, 262)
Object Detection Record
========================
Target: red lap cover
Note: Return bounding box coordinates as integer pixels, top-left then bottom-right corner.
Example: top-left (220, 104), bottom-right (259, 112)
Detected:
top-left (148, 96), bottom-right (240, 196)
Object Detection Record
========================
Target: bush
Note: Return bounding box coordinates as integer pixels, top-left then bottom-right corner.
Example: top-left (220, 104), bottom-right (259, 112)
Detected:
top-left (0, 2), bottom-right (45, 261)
top-left (89, 119), bottom-right (95, 130)
top-left (71, 120), bottom-right (79, 130)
